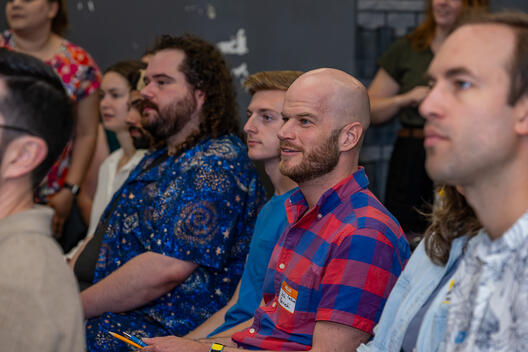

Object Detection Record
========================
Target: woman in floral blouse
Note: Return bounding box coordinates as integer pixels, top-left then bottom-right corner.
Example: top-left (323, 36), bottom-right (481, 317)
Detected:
top-left (2, 0), bottom-right (102, 251)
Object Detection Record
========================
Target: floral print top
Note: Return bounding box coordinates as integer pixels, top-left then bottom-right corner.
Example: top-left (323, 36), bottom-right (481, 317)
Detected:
top-left (1, 30), bottom-right (101, 201)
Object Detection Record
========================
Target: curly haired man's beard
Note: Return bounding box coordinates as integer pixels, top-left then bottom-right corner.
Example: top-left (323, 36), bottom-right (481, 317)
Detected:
top-left (279, 129), bottom-right (341, 184)
top-left (142, 92), bottom-right (197, 142)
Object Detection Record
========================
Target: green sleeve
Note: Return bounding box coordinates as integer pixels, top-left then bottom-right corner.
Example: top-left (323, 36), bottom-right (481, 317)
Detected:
top-left (377, 37), bottom-right (410, 84)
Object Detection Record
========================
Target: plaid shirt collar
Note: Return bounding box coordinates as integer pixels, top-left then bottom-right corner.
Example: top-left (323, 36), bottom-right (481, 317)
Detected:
top-left (286, 167), bottom-right (369, 224)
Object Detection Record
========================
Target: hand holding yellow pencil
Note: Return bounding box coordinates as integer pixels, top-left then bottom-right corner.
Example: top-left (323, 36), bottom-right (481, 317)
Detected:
top-left (108, 331), bottom-right (145, 349)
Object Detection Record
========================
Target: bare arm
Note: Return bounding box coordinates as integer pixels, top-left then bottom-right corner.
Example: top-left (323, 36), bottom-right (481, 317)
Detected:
top-left (77, 123), bottom-right (110, 225)
top-left (69, 93), bottom-right (99, 186)
top-left (310, 321), bottom-right (370, 352)
top-left (368, 68), bottom-right (429, 124)
top-left (185, 280), bottom-right (242, 339)
top-left (48, 93), bottom-right (99, 234)
top-left (81, 251), bottom-right (198, 319)
top-left (142, 321), bottom-right (370, 352)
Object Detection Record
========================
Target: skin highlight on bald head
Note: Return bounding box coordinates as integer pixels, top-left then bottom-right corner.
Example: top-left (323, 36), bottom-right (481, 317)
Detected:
top-left (289, 68), bottom-right (371, 131)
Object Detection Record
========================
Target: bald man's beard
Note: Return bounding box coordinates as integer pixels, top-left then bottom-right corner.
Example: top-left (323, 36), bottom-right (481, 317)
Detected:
top-left (141, 91), bottom-right (197, 141)
top-left (279, 129), bottom-right (341, 184)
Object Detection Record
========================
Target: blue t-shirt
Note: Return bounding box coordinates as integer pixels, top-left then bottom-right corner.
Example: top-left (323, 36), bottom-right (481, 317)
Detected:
top-left (85, 135), bottom-right (266, 351)
top-left (209, 188), bottom-right (297, 336)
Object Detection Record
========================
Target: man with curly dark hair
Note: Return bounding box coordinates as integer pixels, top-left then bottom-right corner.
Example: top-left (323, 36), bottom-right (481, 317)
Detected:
top-left (76, 34), bottom-right (266, 352)
top-left (140, 34), bottom-right (241, 155)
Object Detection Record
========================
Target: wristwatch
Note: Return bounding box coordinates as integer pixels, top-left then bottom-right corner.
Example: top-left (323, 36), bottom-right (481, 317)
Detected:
top-left (209, 342), bottom-right (225, 352)
top-left (63, 182), bottom-right (80, 196)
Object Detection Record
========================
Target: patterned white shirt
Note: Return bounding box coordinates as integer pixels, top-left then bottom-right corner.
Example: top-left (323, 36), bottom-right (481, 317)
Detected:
top-left (444, 210), bottom-right (528, 352)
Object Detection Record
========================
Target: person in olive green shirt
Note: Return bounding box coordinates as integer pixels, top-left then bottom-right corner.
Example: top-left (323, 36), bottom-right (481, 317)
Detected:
top-left (367, 0), bottom-right (489, 242)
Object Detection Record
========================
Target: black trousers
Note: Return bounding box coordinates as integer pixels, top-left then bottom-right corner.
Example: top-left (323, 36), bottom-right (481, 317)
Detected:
top-left (57, 200), bottom-right (88, 253)
top-left (384, 136), bottom-right (434, 238)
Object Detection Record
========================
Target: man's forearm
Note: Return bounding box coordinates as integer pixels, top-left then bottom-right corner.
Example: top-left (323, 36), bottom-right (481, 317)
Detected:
top-left (81, 252), bottom-right (197, 319)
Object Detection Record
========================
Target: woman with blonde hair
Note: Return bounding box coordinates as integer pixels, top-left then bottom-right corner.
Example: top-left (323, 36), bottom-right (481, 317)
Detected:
top-left (368, 0), bottom-right (488, 241)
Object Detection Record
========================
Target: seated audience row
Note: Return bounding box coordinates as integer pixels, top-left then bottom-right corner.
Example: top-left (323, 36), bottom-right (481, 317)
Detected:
top-left (1, 5), bottom-right (527, 352)
top-left (139, 11), bottom-right (528, 352)
top-left (76, 35), bottom-right (267, 351)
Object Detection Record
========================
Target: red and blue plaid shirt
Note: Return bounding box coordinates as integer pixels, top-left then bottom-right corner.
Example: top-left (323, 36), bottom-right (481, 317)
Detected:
top-left (232, 168), bottom-right (410, 350)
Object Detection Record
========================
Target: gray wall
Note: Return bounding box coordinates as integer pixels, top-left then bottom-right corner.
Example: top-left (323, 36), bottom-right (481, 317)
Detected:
top-left (63, 0), bottom-right (358, 197)
top-left (2, 0), bottom-right (527, 197)
top-left (65, 0), bottom-right (357, 119)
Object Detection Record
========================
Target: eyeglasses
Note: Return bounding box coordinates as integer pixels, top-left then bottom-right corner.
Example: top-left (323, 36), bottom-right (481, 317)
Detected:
top-left (0, 124), bottom-right (36, 135)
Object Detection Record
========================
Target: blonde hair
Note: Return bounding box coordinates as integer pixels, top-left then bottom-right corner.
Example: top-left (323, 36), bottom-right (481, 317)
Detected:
top-left (244, 71), bottom-right (303, 95)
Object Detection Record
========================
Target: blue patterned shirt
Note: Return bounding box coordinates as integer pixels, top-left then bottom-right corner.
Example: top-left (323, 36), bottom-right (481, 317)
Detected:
top-left (85, 135), bottom-right (266, 351)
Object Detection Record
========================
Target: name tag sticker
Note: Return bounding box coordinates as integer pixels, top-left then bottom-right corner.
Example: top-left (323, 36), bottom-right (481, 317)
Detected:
top-left (279, 281), bottom-right (298, 314)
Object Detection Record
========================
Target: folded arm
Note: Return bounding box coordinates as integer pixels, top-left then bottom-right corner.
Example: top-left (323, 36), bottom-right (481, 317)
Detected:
top-left (368, 68), bottom-right (429, 124)
top-left (81, 251), bottom-right (197, 319)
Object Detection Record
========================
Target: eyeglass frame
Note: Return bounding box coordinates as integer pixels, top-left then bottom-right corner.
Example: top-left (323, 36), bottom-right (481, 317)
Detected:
top-left (0, 124), bottom-right (36, 136)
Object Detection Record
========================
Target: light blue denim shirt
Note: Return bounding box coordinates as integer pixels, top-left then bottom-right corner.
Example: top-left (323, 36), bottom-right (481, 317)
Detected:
top-left (357, 236), bottom-right (468, 352)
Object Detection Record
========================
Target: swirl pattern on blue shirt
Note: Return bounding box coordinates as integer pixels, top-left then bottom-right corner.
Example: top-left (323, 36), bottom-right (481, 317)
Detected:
top-left (85, 135), bottom-right (266, 351)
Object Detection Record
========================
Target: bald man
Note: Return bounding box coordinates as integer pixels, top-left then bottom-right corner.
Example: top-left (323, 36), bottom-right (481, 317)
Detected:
top-left (142, 69), bottom-right (410, 352)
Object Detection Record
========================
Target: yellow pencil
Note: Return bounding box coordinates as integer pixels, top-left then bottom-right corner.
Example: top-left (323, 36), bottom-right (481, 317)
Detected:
top-left (108, 331), bottom-right (143, 349)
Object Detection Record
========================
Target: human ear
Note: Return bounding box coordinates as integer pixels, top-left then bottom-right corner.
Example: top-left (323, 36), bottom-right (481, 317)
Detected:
top-left (2, 137), bottom-right (47, 180)
top-left (47, 1), bottom-right (59, 21)
top-left (338, 121), bottom-right (363, 152)
top-left (514, 94), bottom-right (528, 136)
top-left (194, 89), bottom-right (206, 113)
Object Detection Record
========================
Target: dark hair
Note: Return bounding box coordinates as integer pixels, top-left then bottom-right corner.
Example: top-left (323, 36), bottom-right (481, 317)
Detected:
top-left (104, 60), bottom-right (147, 92)
top-left (456, 11), bottom-right (528, 105)
top-left (423, 185), bottom-right (481, 266)
top-left (150, 34), bottom-right (239, 154)
top-left (244, 70), bottom-right (303, 96)
top-left (0, 48), bottom-right (73, 186)
top-left (408, 0), bottom-right (489, 51)
top-left (49, 0), bottom-right (69, 36)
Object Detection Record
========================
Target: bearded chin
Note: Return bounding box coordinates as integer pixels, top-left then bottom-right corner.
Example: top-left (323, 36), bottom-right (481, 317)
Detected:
top-left (132, 133), bottom-right (152, 149)
top-left (144, 93), bottom-right (197, 141)
top-left (279, 130), bottom-right (340, 183)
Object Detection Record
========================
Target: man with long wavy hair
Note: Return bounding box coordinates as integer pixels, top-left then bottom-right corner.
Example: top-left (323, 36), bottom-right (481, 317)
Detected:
top-left (420, 11), bottom-right (528, 351)
top-left (77, 34), bottom-right (266, 351)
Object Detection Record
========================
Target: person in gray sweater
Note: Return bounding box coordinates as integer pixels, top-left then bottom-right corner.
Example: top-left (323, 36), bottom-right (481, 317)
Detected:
top-left (0, 48), bottom-right (85, 351)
